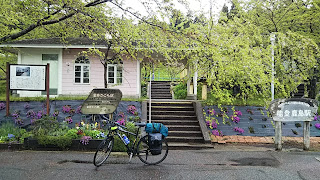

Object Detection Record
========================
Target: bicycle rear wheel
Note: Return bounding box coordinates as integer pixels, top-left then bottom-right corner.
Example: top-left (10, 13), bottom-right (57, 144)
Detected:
top-left (93, 137), bottom-right (114, 167)
top-left (137, 135), bottom-right (168, 165)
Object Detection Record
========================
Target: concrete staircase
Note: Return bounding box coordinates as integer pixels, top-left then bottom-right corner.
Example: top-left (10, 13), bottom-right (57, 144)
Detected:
top-left (147, 101), bottom-right (213, 150)
top-left (150, 81), bottom-right (172, 99)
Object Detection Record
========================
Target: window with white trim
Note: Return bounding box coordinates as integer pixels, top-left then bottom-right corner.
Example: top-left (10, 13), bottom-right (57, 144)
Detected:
top-left (74, 56), bottom-right (90, 84)
top-left (107, 64), bottom-right (122, 84)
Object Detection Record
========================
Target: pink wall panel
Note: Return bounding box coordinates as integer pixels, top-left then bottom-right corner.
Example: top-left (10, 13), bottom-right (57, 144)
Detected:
top-left (61, 49), bottom-right (139, 97)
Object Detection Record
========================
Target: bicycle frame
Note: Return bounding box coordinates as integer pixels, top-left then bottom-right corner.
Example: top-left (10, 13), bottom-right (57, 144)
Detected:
top-left (108, 124), bottom-right (142, 155)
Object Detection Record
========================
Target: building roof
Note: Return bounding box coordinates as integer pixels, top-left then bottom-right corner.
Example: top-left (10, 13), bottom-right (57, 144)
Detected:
top-left (0, 38), bottom-right (109, 48)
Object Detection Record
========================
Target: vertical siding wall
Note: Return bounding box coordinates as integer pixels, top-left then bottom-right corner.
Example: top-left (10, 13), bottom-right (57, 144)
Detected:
top-left (62, 49), bottom-right (140, 97)
top-left (62, 49), bottom-right (104, 95)
top-left (111, 58), bottom-right (139, 98)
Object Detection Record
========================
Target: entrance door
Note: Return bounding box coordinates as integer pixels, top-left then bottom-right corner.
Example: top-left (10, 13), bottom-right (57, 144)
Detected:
top-left (42, 54), bottom-right (58, 95)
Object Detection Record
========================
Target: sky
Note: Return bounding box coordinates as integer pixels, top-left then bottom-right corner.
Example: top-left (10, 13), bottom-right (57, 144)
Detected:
top-left (110, 0), bottom-right (231, 22)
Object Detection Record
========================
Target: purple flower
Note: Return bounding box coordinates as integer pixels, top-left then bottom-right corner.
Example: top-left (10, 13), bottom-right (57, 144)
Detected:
top-left (0, 102), bottom-right (5, 110)
top-left (11, 113), bottom-right (20, 120)
top-left (234, 127), bottom-right (244, 134)
top-left (30, 119), bottom-right (36, 124)
top-left (211, 121), bottom-right (217, 129)
top-left (127, 105), bottom-right (137, 115)
top-left (52, 110), bottom-right (59, 117)
top-left (211, 130), bottom-right (223, 136)
top-left (65, 116), bottom-right (73, 124)
top-left (62, 105), bottom-right (71, 113)
top-left (24, 103), bottom-right (30, 109)
top-left (26, 110), bottom-right (36, 118)
top-left (76, 106), bottom-right (82, 114)
top-left (247, 109), bottom-right (254, 114)
top-left (315, 123), bottom-right (320, 129)
top-left (207, 109), bottom-right (216, 115)
top-left (117, 119), bottom-right (125, 126)
top-left (235, 110), bottom-right (242, 116)
top-left (118, 112), bottom-right (125, 118)
top-left (15, 118), bottom-right (23, 125)
top-left (36, 111), bottom-right (43, 119)
top-left (231, 116), bottom-right (240, 123)
top-left (206, 121), bottom-right (210, 127)
top-left (80, 136), bottom-right (92, 145)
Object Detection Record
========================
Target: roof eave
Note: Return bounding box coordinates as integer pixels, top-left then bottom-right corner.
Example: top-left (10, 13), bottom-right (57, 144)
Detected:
top-left (0, 44), bottom-right (109, 49)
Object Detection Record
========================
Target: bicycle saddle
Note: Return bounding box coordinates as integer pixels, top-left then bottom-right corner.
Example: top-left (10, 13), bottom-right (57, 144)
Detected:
top-left (135, 122), bottom-right (146, 127)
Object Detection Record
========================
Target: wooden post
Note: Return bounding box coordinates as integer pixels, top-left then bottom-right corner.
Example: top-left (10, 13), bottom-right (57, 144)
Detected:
top-left (303, 121), bottom-right (310, 150)
top-left (46, 63), bottom-right (50, 115)
top-left (6, 62), bottom-right (10, 117)
top-left (275, 121), bottom-right (282, 150)
top-left (202, 83), bottom-right (207, 100)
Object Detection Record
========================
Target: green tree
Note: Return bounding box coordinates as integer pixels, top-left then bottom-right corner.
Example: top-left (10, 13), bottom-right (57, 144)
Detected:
top-left (0, 0), bottom-right (112, 44)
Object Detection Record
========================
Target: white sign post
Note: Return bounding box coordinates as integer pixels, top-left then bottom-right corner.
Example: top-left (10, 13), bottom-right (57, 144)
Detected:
top-left (269, 98), bottom-right (318, 150)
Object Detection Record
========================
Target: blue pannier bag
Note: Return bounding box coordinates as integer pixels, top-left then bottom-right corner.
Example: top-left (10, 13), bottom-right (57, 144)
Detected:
top-left (148, 133), bottom-right (162, 155)
top-left (145, 123), bottom-right (168, 137)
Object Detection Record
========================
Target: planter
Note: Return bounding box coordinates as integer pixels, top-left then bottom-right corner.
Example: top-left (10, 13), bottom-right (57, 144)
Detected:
top-left (23, 138), bottom-right (102, 151)
top-left (0, 143), bottom-right (24, 151)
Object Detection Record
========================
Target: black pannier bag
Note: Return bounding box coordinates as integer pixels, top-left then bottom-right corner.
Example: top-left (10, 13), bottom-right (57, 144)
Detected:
top-left (148, 133), bottom-right (162, 155)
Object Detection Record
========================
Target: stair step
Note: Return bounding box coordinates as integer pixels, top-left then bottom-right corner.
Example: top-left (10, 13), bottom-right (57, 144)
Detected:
top-left (148, 102), bottom-right (193, 107)
top-left (168, 131), bottom-right (203, 137)
top-left (151, 95), bottom-right (172, 97)
top-left (151, 111), bottom-right (195, 116)
top-left (168, 142), bottom-right (214, 150)
top-left (166, 125), bottom-right (201, 131)
top-left (166, 136), bottom-right (204, 143)
top-left (151, 97), bottom-right (172, 99)
top-left (148, 115), bottom-right (197, 120)
top-left (151, 106), bottom-right (194, 111)
top-left (151, 120), bottom-right (199, 126)
top-left (151, 81), bottom-right (171, 84)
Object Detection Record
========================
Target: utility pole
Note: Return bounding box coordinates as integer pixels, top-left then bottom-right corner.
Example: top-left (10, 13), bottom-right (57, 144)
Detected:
top-left (270, 33), bottom-right (275, 101)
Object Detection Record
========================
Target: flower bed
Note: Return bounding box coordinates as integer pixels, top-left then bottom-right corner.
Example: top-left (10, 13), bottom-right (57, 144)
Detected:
top-left (204, 105), bottom-right (320, 137)
top-left (0, 101), bottom-right (141, 151)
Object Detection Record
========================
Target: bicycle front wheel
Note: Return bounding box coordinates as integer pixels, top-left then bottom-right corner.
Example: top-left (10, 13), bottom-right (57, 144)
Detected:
top-left (93, 137), bottom-right (114, 167)
top-left (137, 135), bottom-right (168, 165)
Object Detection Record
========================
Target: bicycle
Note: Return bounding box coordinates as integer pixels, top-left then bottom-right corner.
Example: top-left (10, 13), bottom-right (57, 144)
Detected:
top-left (93, 118), bottom-right (169, 167)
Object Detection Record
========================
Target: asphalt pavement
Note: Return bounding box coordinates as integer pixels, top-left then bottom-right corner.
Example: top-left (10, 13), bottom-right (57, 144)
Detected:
top-left (0, 145), bottom-right (320, 180)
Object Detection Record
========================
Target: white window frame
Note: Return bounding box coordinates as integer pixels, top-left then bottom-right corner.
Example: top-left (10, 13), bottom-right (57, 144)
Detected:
top-left (74, 56), bottom-right (90, 84)
top-left (107, 64), bottom-right (123, 84)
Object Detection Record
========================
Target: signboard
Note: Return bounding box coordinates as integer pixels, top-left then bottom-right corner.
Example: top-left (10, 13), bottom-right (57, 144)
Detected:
top-left (81, 89), bottom-right (122, 114)
top-left (9, 64), bottom-right (47, 91)
top-left (269, 98), bottom-right (318, 122)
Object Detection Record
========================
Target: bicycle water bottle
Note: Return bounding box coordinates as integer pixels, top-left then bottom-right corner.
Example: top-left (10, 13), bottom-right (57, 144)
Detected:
top-left (122, 134), bottom-right (130, 145)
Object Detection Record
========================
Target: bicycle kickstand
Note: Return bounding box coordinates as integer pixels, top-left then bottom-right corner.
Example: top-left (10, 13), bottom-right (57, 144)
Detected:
top-left (129, 152), bottom-right (133, 162)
